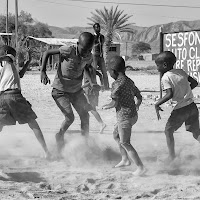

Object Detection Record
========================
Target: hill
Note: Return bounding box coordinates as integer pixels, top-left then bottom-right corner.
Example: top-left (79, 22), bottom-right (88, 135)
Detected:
top-left (49, 20), bottom-right (200, 56)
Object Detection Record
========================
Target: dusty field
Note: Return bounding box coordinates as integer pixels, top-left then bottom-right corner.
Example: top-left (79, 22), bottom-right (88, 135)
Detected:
top-left (1, 70), bottom-right (200, 200)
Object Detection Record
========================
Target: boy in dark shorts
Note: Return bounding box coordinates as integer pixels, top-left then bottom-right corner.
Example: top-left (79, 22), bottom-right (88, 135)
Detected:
top-left (102, 55), bottom-right (146, 176)
top-left (155, 51), bottom-right (200, 161)
top-left (0, 45), bottom-right (51, 159)
top-left (82, 66), bottom-right (106, 134)
top-left (41, 32), bottom-right (100, 157)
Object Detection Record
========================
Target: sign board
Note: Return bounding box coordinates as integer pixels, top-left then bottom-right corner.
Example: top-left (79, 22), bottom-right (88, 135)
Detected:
top-left (163, 31), bottom-right (200, 83)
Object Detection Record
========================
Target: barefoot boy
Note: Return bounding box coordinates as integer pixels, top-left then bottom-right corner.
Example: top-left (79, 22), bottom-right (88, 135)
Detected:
top-left (82, 66), bottom-right (106, 134)
top-left (155, 51), bottom-right (200, 161)
top-left (0, 45), bottom-right (50, 159)
top-left (102, 55), bottom-right (145, 176)
top-left (41, 32), bottom-right (98, 157)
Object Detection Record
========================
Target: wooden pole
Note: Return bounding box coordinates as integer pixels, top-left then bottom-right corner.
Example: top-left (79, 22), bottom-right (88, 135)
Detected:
top-left (125, 41), bottom-right (127, 57)
top-left (6, 0), bottom-right (8, 33)
top-left (15, 0), bottom-right (18, 51)
top-left (6, 0), bottom-right (9, 45)
top-left (159, 26), bottom-right (164, 98)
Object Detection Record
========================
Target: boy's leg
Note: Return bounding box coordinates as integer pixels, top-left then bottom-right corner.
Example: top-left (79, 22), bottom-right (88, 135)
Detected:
top-left (113, 124), bottom-right (131, 167)
top-left (28, 119), bottom-right (51, 158)
top-left (185, 103), bottom-right (200, 141)
top-left (88, 94), bottom-right (106, 134)
top-left (118, 124), bottom-right (143, 167)
top-left (71, 91), bottom-right (90, 136)
top-left (90, 110), bottom-right (106, 134)
top-left (164, 128), bottom-right (176, 161)
top-left (0, 125), bottom-right (3, 132)
top-left (118, 121), bottom-right (146, 176)
top-left (99, 57), bottom-right (109, 90)
top-left (52, 89), bottom-right (75, 155)
top-left (165, 108), bottom-right (185, 161)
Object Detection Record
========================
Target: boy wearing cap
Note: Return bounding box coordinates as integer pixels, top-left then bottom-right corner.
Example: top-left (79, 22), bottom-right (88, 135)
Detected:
top-left (102, 55), bottom-right (146, 176)
top-left (0, 45), bottom-right (51, 159)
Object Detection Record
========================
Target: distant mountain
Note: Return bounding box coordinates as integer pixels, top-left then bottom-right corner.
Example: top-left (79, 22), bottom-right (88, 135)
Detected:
top-left (49, 20), bottom-right (200, 56)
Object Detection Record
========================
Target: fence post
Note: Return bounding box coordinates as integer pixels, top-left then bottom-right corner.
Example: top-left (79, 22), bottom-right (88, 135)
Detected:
top-left (159, 26), bottom-right (164, 98)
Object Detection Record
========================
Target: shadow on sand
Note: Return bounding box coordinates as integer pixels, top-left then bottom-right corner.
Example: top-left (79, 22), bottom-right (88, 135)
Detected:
top-left (0, 172), bottom-right (46, 183)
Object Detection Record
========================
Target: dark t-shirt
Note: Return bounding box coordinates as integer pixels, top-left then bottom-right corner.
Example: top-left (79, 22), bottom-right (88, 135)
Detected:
top-left (52, 45), bottom-right (93, 93)
top-left (111, 75), bottom-right (142, 120)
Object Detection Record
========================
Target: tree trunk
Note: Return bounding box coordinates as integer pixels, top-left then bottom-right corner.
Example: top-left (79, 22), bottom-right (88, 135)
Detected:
top-left (104, 32), bottom-right (112, 69)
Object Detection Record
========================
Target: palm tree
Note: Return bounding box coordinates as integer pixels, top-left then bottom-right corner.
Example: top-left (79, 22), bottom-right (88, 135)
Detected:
top-left (88, 6), bottom-right (133, 65)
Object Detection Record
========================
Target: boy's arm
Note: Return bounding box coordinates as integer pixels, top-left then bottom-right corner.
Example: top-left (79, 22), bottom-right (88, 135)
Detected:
top-left (155, 88), bottom-right (173, 120)
top-left (102, 99), bottom-right (117, 109)
top-left (19, 49), bottom-right (32, 78)
top-left (0, 55), bottom-right (13, 63)
top-left (135, 94), bottom-right (142, 111)
top-left (188, 75), bottom-right (198, 89)
top-left (134, 86), bottom-right (143, 111)
top-left (84, 64), bottom-right (96, 86)
top-left (96, 70), bottom-right (104, 87)
top-left (84, 64), bottom-right (101, 91)
top-left (41, 49), bottom-right (60, 85)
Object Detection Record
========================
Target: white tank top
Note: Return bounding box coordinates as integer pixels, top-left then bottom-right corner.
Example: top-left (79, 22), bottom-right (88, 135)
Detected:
top-left (0, 61), bottom-right (21, 92)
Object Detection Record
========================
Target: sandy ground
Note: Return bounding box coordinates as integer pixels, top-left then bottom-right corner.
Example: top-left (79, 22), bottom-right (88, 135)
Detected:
top-left (1, 71), bottom-right (200, 200)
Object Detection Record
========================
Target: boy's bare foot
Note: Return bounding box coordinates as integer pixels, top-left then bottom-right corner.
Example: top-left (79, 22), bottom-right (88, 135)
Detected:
top-left (132, 166), bottom-right (147, 176)
top-left (99, 123), bottom-right (106, 134)
top-left (0, 170), bottom-right (10, 179)
top-left (55, 133), bottom-right (65, 153)
top-left (45, 152), bottom-right (53, 161)
top-left (114, 160), bottom-right (131, 168)
top-left (54, 153), bottom-right (64, 161)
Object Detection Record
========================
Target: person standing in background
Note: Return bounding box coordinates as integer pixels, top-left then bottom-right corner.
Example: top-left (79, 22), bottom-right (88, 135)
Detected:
top-left (92, 23), bottom-right (110, 90)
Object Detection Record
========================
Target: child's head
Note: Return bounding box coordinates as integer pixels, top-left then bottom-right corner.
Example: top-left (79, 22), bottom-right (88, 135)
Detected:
top-left (93, 23), bottom-right (101, 34)
top-left (108, 55), bottom-right (126, 80)
top-left (77, 32), bottom-right (94, 58)
top-left (0, 45), bottom-right (16, 61)
top-left (155, 51), bottom-right (176, 74)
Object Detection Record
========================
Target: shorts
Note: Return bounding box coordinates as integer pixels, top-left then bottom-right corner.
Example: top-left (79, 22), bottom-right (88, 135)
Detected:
top-left (113, 114), bottom-right (138, 144)
top-left (52, 88), bottom-right (93, 116)
top-left (0, 91), bottom-right (37, 126)
top-left (165, 102), bottom-right (200, 138)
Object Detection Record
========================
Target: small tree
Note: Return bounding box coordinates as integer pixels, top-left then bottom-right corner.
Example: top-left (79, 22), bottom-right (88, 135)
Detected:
top-left (132, 42), bottom-right (151, 56)
top-left (0, 11), bottom-right (53, 69)
top-left (88, 6), bottom-right (133, 65)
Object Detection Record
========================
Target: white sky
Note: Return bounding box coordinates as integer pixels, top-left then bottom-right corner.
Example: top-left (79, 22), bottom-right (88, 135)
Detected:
top-left (1, 0), bottom-right (200, 28)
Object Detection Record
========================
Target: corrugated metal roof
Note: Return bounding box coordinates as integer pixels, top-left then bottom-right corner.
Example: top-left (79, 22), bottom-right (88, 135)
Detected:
top-left (28, 36), bottom-right (78, 45)
top-left (0, 33), bottom-right (13, 36)
top-left (29, 36), bottom-right (121, 45)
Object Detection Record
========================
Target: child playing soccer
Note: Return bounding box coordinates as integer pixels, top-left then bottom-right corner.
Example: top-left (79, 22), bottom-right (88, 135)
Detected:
top-left (0, 45), bottom-right (51, 159)
top-left (102, 55), bottom-right (146, 176)
top-left (155, 51), bottom-right (200, 161)
top-left (41, 32), bottom-right (100, 157)
top-left (82, 66), bottom-right (106, 134)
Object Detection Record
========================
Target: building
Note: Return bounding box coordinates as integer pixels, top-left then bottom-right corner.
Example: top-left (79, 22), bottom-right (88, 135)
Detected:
top-left (28, 36), bottom-right (121, 69)
top-left (0, 33), bottom-right (13, 45)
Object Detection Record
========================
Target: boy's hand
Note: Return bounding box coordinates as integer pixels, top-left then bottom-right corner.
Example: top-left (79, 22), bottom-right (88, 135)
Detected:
top-left (155, 105), bottom-right (163, 120)
top-left (136, 105), bottom-right (139, 111)
top-left (41, 71), bottom-right (50, 85)
top-left (102, 105), bottom-right (109, 110)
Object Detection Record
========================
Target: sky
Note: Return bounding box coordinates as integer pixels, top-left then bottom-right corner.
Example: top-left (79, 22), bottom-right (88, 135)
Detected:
top-left (1, 0), bottom-right (200, 28)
